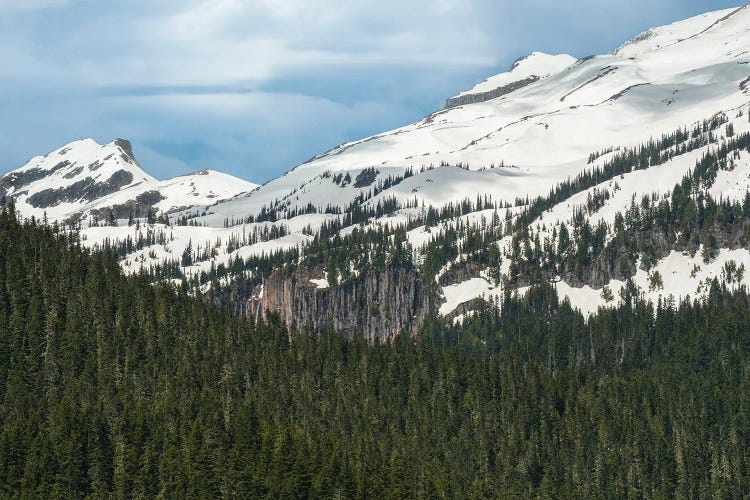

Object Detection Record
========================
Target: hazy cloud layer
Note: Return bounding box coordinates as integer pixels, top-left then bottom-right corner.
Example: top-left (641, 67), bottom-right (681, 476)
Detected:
top-left (0, 0), bottom-right (743, 181)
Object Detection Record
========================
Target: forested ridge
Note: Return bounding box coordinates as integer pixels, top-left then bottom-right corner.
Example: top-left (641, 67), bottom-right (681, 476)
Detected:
top-left (1, 205), bottom-right (750, 498)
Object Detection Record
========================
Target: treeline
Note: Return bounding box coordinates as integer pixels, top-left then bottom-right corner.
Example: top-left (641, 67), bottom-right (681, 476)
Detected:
top-left (507, 130), bottom-right (750, 286)
top-left (416, 120), bottom-right (750, 290)
top-left (197, 115), bottom-right (746, 313)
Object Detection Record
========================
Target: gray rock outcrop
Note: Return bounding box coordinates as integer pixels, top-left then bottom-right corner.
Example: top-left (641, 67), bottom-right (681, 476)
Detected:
top-left (248, 264), bottom-right (436, 342)
top-left (444, 76), bottom-right (539, 109)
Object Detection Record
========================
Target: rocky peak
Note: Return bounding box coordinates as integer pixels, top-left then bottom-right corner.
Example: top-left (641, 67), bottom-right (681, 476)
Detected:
top-left (113, 138), bottom-right (135, 161)
top-left (445, 52), bottom-right (576, 108)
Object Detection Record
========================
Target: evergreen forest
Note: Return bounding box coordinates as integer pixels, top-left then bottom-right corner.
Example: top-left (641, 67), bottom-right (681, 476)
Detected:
top-left (1, 205), bottom-right (749, 498)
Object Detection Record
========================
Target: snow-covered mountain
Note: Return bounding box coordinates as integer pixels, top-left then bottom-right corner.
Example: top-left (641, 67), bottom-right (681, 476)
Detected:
top-left (5, 6), bottom-right (750, 332)
top-left (0, 138), bottom-right (258, 223)
top-left (1, 138), bottom-right (155, 221)
top-left (185, 6), bottom-right (747, 229)
top-left (85, 168), bottom-right (259, 221)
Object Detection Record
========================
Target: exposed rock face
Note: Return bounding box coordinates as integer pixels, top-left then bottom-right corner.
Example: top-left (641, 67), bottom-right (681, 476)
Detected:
top-left (438, 260), bottom-right (487, 287)
top-left (246, 221), bottom-right (750, 337)
top-left (248, 264), bottom-right (435, 342)
top-left (436, 222), bottom-right (750, 319)
top-left (87, 190), bottom-right (166, 220)
top-left (0, 163), bottom-right (70, 198)
top-left (442, 297), bottom-right (487, 323)
top-left (113, 138), bottom-right (135, 161)
top-left (135, 190), bottom-right (166, 206)
top-left (554, 222), bottom-right (750, 289)
top-left (444, 76), bottom-right (538, 109)
top-left (26, 170), bottom-right (134, 208)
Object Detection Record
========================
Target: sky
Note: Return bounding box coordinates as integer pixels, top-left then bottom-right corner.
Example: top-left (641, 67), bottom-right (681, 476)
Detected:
top-left (0, 0), bottom-right (744, 183)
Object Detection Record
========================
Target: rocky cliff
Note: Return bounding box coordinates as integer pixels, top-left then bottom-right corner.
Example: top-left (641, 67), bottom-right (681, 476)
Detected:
top-left (248, 264), bottom-right (435, 342)
top-left (443, 76), bottom-right (538, 109)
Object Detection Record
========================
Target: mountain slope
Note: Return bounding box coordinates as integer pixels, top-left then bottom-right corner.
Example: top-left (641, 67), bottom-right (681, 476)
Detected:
top-left (0, 139), bottom-right (258, 223)
top-left (1, 138), bottom-right (155, 221)
top-left (445, 51), bottom-right (577, 108)
top-left (5, 6), bottom-right (750, 335)
top-left (85, 168), bottom-right (258, 222)
top-left (211, 5), bottom-right (750, 326)
top-left (194, 5), bottom-right (749, 227)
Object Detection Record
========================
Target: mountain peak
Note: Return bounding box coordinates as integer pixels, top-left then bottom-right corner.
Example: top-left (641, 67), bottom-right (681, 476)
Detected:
top-left (615, 5), bottom-right (748, 58)
top-left (445, 52), bottom-right (576, 108)
top-left (0, 138), bottom-right (156, 220)
top-left (0, 136), bottom-right (261, 223)
top-left (509, 51), bottom-right (575, 72)
top-left (112, 138), bottom-right (135, 160)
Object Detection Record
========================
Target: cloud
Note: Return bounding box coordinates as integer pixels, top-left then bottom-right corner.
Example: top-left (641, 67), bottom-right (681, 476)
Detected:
top-left (1, 0), bottom-right (494, 88)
